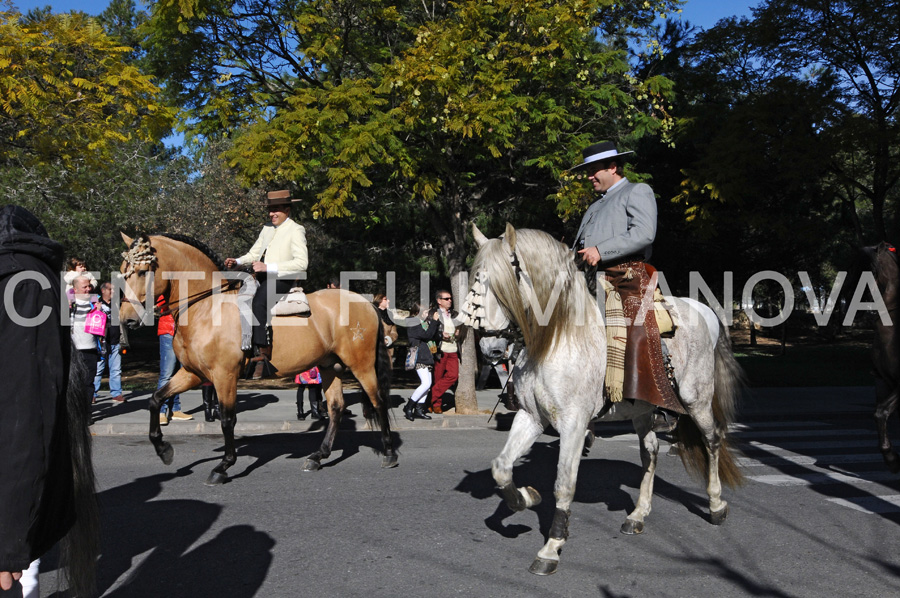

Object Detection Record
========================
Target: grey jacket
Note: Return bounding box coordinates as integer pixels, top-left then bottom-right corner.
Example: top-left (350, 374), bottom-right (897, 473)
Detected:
top-left (573, 180), bottom-right (657, 265)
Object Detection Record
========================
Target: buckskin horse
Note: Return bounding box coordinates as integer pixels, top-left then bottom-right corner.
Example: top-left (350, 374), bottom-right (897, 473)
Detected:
top-left (463, 223), bottom-right (744, 575)
top-left (118, 233), bottom-right (396, 485)
top-left (864, 241), bottom-right (900, 473)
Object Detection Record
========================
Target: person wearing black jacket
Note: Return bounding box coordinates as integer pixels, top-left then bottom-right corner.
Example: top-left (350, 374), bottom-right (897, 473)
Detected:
top-left (0, 205), bottom-right (99, 597)
top-left (402, 302), bottom-right (441, 421)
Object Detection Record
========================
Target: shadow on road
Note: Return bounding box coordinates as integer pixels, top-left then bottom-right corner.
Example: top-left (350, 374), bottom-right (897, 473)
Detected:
top-left (44, 467), bottom-right (274, 597)
top-left (454, 438), bottom-right (712, 540)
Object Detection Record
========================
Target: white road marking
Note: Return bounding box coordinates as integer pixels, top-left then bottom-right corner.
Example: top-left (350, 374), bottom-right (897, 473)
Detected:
top-left (731, 428), bottom-right (872, 439)
top-left (748, 471), bottom-right (896, 486)
top-left (738, 453), bottom-right (883, 467)
top-left (825, 495), bottom-right (900, 514)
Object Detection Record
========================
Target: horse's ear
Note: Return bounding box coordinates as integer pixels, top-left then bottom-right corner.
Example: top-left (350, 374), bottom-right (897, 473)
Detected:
top-left (504, 222), bottom-right (517, 252)
top-left (120, 232), bottom-right (133, 247)
top-left (472, 223), bottom-right (489, 247)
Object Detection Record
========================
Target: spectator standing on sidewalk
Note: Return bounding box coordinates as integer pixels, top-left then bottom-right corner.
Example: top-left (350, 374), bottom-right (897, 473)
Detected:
top-left (156, 296), bottom-right (193, 425)
top-left (403, 302), bottom-right (441, 421)
top-left (93, 281), bottom-right (124, 403)
top-left (295, 367), bottom-right (327, 421)
top-left (63, 256), bottom-right (96, 304)
top-left (430, 289), bottom-right (462, 414)
top-left (373, 293), bottom-right (399, 363)
top-left (70, 275), bottom-right (102, 406)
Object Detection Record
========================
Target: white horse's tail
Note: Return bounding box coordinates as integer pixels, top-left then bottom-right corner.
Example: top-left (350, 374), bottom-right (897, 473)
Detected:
top-left (712, 321), bottom-right (745, 429)
top-left (675, 321), bottom-right (746, 489)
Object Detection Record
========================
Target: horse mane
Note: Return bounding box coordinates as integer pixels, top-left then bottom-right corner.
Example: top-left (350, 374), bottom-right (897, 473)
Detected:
top-left (134, 232), bottom-right (227, 271)
top-left (473, 228), bottom-right (599, 363)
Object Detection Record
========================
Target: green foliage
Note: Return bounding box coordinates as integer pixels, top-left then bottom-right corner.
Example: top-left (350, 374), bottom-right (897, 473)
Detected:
top-left (143, 0), bottom-right (679, 228)
top-left (98, 0), bottom-right (150, 59)
top-left (667, 1), bottom-right (900, 251)
top-left (0, 142), bottom-right (183, 275)
top-left (0, 10), bottom-right (173, 169)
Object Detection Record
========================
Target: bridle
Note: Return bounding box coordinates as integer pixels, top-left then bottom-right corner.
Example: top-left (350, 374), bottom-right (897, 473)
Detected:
top-left (121, 237), bottom-right (240, 322)
top-left (463, 237), bottom-right (530, 336)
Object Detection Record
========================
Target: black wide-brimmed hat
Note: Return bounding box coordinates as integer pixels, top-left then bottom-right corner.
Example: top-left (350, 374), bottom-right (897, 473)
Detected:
top-left (569, 141), bottom-right (634, 172)
top-left (264, 189), bottom-right (296, 208)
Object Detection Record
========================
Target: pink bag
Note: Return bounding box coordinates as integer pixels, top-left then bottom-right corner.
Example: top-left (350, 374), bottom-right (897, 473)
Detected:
top-left (84, 306), bottom-right (107, 336)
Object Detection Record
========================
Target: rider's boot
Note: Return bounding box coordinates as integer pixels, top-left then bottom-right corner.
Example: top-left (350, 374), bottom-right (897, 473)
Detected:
top-left (651, 407), bottom-right (679, 434)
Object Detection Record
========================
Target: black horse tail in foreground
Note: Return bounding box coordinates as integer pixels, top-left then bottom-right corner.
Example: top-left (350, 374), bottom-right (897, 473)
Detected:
top-left (865, 242), bottom-right (900, 473)
top-left (364, 316), bottom-right (394, 454)
top-left (60, 346), bottom-right (102, 597)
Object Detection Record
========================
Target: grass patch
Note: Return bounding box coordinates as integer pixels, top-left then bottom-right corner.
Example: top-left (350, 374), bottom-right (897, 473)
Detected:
top-left (735, 343), bottom-right (874, 387)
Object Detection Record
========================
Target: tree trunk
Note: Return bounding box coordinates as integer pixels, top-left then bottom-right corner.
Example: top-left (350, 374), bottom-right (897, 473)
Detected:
top-left (429, 188), bottom-right (479, 414)
top-left (450, 249), bottom-right (479, 414)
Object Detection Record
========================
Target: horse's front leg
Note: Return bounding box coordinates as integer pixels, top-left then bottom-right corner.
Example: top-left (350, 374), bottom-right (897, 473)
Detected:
top-left (303, 371), bottom-right (344, 472)
top-left (492, 410), bottom-right (544, 512)
top-left (149, 369), bottom-right (200, 466)
top-left (206, 374), bottom-right (238, 486)
top-left (621, 412), bottom-right (659, 535)
top-left (529, 414), bottom-right (590, 576)
top-left (875, 382), bottom-right (900, 473)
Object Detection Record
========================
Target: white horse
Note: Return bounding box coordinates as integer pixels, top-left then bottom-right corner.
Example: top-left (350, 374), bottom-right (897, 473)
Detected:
top-left (463, 223), bottom-right (744, 575)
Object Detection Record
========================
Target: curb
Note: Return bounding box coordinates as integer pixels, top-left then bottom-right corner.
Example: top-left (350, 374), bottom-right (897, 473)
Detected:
top-left (89, 413), bottom-right (511, 436)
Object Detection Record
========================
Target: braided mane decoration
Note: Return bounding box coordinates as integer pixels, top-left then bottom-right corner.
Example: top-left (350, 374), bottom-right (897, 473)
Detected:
top-left (121, 236), bottom-right (157, 278)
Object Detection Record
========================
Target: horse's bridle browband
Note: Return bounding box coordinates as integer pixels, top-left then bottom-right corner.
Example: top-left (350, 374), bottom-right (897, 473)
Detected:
top-left (121, 238), bottom-right (158, 279)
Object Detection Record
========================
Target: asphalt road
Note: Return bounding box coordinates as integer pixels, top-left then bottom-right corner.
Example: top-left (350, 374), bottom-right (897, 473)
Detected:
top-left (36, 407), bottom-right (900, 598)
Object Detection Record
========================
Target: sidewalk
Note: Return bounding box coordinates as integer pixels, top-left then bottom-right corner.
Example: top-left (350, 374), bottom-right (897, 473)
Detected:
top-left (89, 386), bottom-right (514, 436)
top-left (88, 385), bottom-right (877, 436)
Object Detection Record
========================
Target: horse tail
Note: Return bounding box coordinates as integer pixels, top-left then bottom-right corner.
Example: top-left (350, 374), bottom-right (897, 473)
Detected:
top-left (372, 316), bottom-right (393, 426)
top-left (675, 322), bottom-right (746, 489)
top-left (59, 345), bottom-right (101, 597)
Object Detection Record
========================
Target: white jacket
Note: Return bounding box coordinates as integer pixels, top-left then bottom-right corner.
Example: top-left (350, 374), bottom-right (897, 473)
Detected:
top-left (238, 218), bottom-right (308, 276)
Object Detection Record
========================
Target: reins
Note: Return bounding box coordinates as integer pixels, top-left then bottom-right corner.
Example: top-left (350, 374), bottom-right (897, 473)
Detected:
top-left (122, 235), bottom-right (244, 324)
top-left (159, 279), bottom-right (241, 321)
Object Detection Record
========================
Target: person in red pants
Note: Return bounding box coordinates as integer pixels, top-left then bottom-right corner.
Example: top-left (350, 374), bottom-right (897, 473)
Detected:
top-left (430, 289), bottom-right (462, 413)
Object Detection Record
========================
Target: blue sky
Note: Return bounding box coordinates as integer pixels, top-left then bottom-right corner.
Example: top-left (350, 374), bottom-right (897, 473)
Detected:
top-left (12, 0), bottom-right (756, 30)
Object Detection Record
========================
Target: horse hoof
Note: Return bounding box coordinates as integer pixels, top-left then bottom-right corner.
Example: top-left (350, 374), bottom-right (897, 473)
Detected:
top-left (158, 442), bottom-right (174, 465)
top-left (528, 557), bottom-right (559, 576)
top-left (302, 459), bottom-right (321, 472)
top-left (382, 454), bottom-right (399, 468)
top-left (883, 450), bottom-right (900, 474)
top-left (620, 519), bottom-right (644, 535)
top-left (205, 471), bottom-right (228, 486)
top-left (523, 486), bottom-right (542, 508)
top-left (667, 443), bottom-right (682, 458)
top-left (710, 505), bottom-right (729, 526)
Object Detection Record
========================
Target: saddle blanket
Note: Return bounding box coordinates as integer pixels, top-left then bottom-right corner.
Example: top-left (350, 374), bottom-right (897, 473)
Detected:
top-left (271, 287), bottom-right (311, 316)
